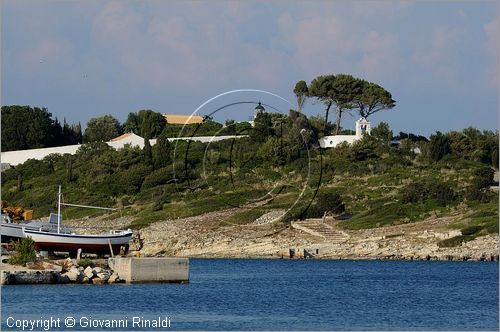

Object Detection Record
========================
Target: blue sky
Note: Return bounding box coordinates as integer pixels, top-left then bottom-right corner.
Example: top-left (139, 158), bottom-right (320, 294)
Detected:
top-left (1, 0), bottom-right (498, 136)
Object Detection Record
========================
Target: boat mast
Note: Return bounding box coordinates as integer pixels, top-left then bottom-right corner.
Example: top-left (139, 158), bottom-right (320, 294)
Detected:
top-left (57, 185), bottom-right (61, 234)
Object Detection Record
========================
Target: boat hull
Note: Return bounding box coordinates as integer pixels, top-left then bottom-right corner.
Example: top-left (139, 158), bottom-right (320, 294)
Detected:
top-left (23, 230), bottom-right (133, 255)
top-left (1, 223), bottom-right (41, 242)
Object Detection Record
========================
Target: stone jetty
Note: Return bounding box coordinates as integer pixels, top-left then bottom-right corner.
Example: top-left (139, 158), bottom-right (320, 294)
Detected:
top-left (1, 258), bottom-right (122, 285)
top-left (1, 256), bottom-right (190, 285)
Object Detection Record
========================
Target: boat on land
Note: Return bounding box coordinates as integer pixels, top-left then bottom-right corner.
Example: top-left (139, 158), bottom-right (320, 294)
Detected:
top-left (1, 213), bottom-right (72, 243)
top-left (22, 228), bottom-right (133, 256)
top-left (20, 186), bottom-right (133, 256)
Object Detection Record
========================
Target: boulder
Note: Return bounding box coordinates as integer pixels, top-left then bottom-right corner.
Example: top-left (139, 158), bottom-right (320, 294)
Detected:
top-left (63, 267), bottom-right (81, 282)
top-left (42, 261), bottom-right (63, 272)
top-left (57, 273), bottom-right (70, 284)
top-left (96, 272), bottom-right (110, 282)
top-left (1, 271), bottom-right (13, 285)
top-left (84, 266), bottom-right (95, 279)
top-left (93, 267), bottom-right (103, 274)
top-left (91, 277), bottom-right (105, 285)
top-left (64, 257), bottom-right (74, 268)
top-left (108, 272), bottom-right (119, 284)
top-left (81, 276), bottom-right (90, 284)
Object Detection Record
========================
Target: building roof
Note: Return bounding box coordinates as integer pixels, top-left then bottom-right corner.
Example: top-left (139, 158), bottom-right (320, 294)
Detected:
top-left (164, 114), bottom-right (204, 125)
top-left (110, 133), bottom-right (133, 142)
top-left (254, 102), bottom-right (265, 111)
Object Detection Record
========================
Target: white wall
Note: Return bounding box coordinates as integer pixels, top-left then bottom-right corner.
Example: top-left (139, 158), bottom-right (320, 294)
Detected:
top-left (318, 135), bottom-right (360, 148)
top-left (0, 145), bottom-right (81, 166)
top-left (0, 135), bottom-right (246, 166)
top-left (318, 118), bottom-right (371, 148)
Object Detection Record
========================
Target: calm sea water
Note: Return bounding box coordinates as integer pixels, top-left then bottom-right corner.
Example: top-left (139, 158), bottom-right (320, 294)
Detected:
top-left (1, 259), bottom-right (498, 331)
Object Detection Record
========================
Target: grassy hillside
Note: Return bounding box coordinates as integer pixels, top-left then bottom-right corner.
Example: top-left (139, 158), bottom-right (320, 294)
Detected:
top-left (1, 111), bottom-right (498, 247)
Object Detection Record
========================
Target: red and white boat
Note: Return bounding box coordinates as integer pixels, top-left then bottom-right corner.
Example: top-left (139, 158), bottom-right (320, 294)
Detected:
top-left (22, 186), bottom-right (133, 256)
top-left (22, 228), bottom-right (133, 255)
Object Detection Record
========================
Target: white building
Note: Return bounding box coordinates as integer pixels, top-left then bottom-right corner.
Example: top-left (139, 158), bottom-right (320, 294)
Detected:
top-left (0, 133), bottom-right (245, 166)
top-left (318, 118), bottom-right (371, 148)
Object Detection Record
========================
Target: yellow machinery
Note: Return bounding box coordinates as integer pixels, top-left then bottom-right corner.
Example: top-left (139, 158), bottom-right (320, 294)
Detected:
top-left (1, 201), bottom-right (33, 221)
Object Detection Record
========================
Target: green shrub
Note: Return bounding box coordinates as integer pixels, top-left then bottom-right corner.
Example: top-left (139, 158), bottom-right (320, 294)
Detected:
top-left (429, 132), bottom-right (451, 161)
top-left (464, 167), bottom-right (494, 202)
top-left (77, 258), bottom-right (94, 268)
top-left (492, 149), bottom-right (499, 169)
top-left (16, 159), bottom-right (54, 179)
top-left (472, 167), bottom-right (494, 189)
top-left (313, 191), bottom-right (345, 217)
top-left (142, 167), bottom-right (175, 189)
top-left (151, 193), bottom-right (170, 211)
top-left (464, 186), bottom-right (489, 203)
top-left (401, 179), bottom-right (455, 206)
top-left (438, 235), bottom-right (474, 248)
top-left (1, 168), bottom-right (19, 185)
top-left (461, 225), bottom-right (482, 236)
top-left (349, 136), bottom-right (380, 161)
top-left (8, 237), bottom-right (37, 266)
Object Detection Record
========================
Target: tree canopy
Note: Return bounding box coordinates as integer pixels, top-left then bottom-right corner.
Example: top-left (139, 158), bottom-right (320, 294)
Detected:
top-left (356, 81), bottom-right (396, 118)
top-left (371, 122), bottom-right (393, 143)
top-left (83, 115), bottom-right (122, 143)
top-left (308, 75), bottom-right (336, 134)
top-left (123, 109), bottom-right (166, 139)
top-left (1, 105), bottom-right (82, 151)
top-left (429, 131), bottom-right (451, 161)
top-left (306, 74), bottom-right (395, 135)
top-left (308, 74), bottom-right (363, 135)
top-left (293, 80), bottom-right (308, 111)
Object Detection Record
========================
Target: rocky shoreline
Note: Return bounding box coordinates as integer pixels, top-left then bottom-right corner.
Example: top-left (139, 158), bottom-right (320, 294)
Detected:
top-left (44, 208), bottom-right (500, 264)
top-left (1, 258), bottom-right (122, 285)
top-left (133, 210), bottom-right (499, 262)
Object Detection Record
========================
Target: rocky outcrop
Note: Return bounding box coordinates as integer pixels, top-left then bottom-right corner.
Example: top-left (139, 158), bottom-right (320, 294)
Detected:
top-left (136, 209), bottom-right (498, 261)
top-left (292, 219), bottom-right (350, 242)
top-left (38, 208), bottom-right (499, 263)
top-left (1, 261), bottom-right (124, 285)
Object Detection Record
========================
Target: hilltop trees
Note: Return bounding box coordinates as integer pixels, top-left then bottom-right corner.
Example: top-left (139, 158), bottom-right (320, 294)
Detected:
top-left (123, 112), bottom-right (139, 134)
top-left (371, 122), bottom-right (393, 144)
top-left (356, 81), bottom-right (396, 119)
top-left (308, 75), bottom-right (336, 134)
top-left (83, 115), bottom-right (122, 143)
top-left (305, 74), bottom-right (395, 135)
top-left (250, 111), bottom-right (274, 143)
top-left (329, 74), bottom-right (363, 134)
top-left (123, 110), bottom-right (166, 139)
top-left (428, 132), bottom-right (451, 161)
top-left (293, 80), bottom-right (308, 111)
top-left (152, 129), bottom-right (172, 169)
top-left (445, 128), bottom-right (499, 167)
top-left (308, 74), bottom-right (363, 135)
top-left (1, 105), bottom-right (82, 151)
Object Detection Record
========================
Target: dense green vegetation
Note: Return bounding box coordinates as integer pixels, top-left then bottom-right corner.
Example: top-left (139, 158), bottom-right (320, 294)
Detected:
top-left (1, 75), bottom-right (498, 243)
top-left (1, 106), bottom-right (252, 153)
top-left (1, 106), bottom-right (82, 151)
top-left (2, 106), bottom-right (497, 239)
top-left (303, 74), bottom-right (395, 135)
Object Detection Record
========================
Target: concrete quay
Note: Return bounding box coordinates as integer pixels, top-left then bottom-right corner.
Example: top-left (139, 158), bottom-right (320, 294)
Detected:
top-left (108, 257), bottom-right (189, 283)
top-left (1, 257), bottom-right (189, 285)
